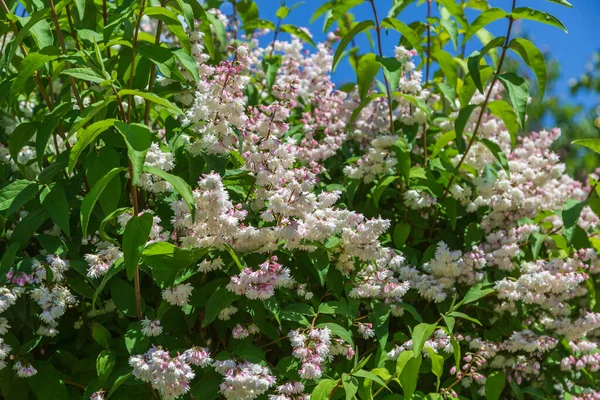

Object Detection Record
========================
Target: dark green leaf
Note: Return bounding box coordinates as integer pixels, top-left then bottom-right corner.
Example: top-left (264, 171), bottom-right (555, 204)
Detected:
top-left (81, 167), bottom-right (125, 236)
top-left (123, 213), bottom-right (153, 280)
top-left (41, 182), bottom-right (71, 237)
top-left (487, 100), bottom-right (519, 147)
top-left (497, 73), bottom-right (529, 128)
top-left (115, 122), bottom-right (152, 186)
top-left (509, 38), bottom-right (547, 98)
top-left (332, 20), bottom-right (374, 71)
top-left (485, 371), bottom-right (506, 400)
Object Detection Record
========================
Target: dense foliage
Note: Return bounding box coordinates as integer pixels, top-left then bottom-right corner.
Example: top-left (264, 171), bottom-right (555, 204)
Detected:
top-left (0, 0), bottom-right (599, 399)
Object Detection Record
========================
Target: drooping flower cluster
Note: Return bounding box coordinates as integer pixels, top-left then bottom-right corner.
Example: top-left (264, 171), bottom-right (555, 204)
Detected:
top-left (214, 359), bottom-right (276, 400)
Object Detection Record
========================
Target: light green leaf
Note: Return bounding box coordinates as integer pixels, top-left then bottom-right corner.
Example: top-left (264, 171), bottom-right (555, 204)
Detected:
top-left (145, 6), bottom-right (191, 53)
top-left (399, 353), bottom-right (422, 399)
top-left (96, 349), bottom-right (116, 384)
top-left (392, 222), bottom-right (411, 247)
top-left (280, 24), bottom-right (316, 47)
top-left (425, 347), bottom-right (444, 390)
top-left (497, 73), bottom-right (529, 128)
top-left (464, 8), bottom-right (508, 43)
top-left (332, 20), bottom-right (374, 71)
top-left (143, 165), bottom-right (195, 220)
top-left (81, 167), bottom-right (125, 236)
top-left (509, 38), bottom-right (547, 98)
top-left (123, 213), bottom-right (153, 281)
top-left (311, 379), bottom-right (339, 400)
top-left (0, 180), bottom-right (38, 215)
top-left (316, 322), bottom-right (354, 346)
top-left (454, 104), bottom-right (479, 153)
top-left (115, 122), bottom-right (152, 186)
top-left (411, 323), bottom-right (437, 357)
top-left (485, 371), bottom-right (506, 400)
top-left (5, 9), bottom-right (50, 65)
top-left (372, 176), bottom-right (398, 206)
top-left (342, 373), bottom-right (358, 400)
top-left (433, 49), bottom-right (457, 89)
top-left (572, 139), bottom-right (600, 155)
top-left (547, 0), bottom-right (572, 7)
top-left (68, 119), bottom-right (118, 174)
top-left (381, 18), bottom-right (423, 57)
top-left (447, 311), bottom-right (482, 326)
top-left (487, 100), bottom-right (519, 147)
top-left (91, 322), bottom-right (112, 348)
top-left (118, 89), bottom-right (183, 115)
top-left (511, 7), bottom-right (568, 33)
top-left (60, 67), bottom-right (106, 83)
top-left (9, 48), bottom-right (61, 103)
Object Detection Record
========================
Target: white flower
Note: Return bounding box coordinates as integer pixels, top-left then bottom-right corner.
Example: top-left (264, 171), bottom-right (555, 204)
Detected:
top-left (141, 318), bottom-right (163, 337)
top-left (161, 283), bottom-right (193, 306)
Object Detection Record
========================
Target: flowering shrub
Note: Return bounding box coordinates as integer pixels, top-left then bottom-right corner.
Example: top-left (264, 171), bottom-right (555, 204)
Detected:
top-left (0, 0), bottom-right (599, 399)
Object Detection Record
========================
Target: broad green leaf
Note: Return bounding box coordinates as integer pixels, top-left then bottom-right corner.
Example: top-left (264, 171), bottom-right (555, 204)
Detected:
top-left (353, 370), bottom-right (390, 391)
top-left (332, 20), bottom-right (374, 71)
top-left (377, 56), bottom-right (403, 91)
top-left (81, 167), bottom-right (125, 236)
top-left (399, 353), bottom-right (422, 399)
top-left (41, 182), bottom-right (71, 237)
top-left (433, 49), bottom-right (457, 89)
top-left (487, 100), bottom-right (519, 147)
top-left (342, 374), bottom-right (358, 400)
top-left (262, 55), bottom-right (282, 92)
top-left (145, 6), bottom-right (191, 53)
top-left (381, 18), bottom-right (423, 57)
top-left (547, 0), bottom-right (572, 7)
top-left (115, 122), bottom-right (152, 186)
top-left (26, 363), bottom-right (68, 400)
top-left (316, 322), bottom-right (354, 346)
top-left (68, 119), bottom-right (118, 174)
top-left (36, 102), bottom-right (72, 166)
top-left (562, 199), bottom-right (587, 242)
top-left (96, 349), bottom-right (116, 384)
top-left (8, 123), bottom-right (38, 163)
top-left (572, 139), bottom-right (600, 155)
top-left (440, 7), bottom-right (459, 51)
top-left (142, 242), bottom-right (206, 288)
top-left (111, 278), bottom-right (145, 318)
top-left (107, 372), bottom-right (132, 399)
top-left (511, 7), bottom-right (568, 33)
top-left (497, 73), bottom-right (529, 128)
top-left (467, 36), bottom-right (505, 94)
top-left (10, 209), bottom-right (48, 249)
top-left (509, 38), bottom-right (547, 98)
top-left (393, 222), bottom-right (411, 247)
top-left (91, 322), bottom-right (112, 348)
top-left (60, 67), bottom-right (106, 83)
top-left (123, 213), bottom-right (153, 280)
top-left (143, 165), bottom-right (195, 220)
top-left (173, 48), bottom-right (200, 83)
top-left (454, 104), bottom-right (479, 153)
top-left (0, 243), bottom-right (19, 284)
top-left (118, 89), bottom-right (183, 115)
top-left (68, 98), bottom-right (116, 137)
top-left (0, 180), bottom-right (38, 215)
top-left (459, 281), bottom-right (495, 306)
top-left (5, 9), bottom-right (49, 65)
top-left (411, 323), bottom-right (437, 357)
top-left (280, 24), bottom-right (316, 47)
top-left (124, 322), bottom-right (149, 355)
top-left (464, 8), bottom-right (507, 43)
top-left (9, 48), bottom-right (61, 103)
top-left (203, 286), bottom-right (240, 327)
top-left (311, 379), bottom-right (339, 400)
top-left (372, 176), bottom-right (398, 206)
top-left (485, 371), bottom-right (506, 400)
top-left (435, 82), bottom-right (456, 105)
top-left (479, 138), bottom-right (510, 175)
top-left (425, 347), bottom-right (444, 390)
top-left (447, 311), bottom-right (482, 326)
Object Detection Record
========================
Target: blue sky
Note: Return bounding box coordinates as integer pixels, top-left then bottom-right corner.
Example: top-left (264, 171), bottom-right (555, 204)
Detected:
top-left (248, 0), bottom-right (599, 109)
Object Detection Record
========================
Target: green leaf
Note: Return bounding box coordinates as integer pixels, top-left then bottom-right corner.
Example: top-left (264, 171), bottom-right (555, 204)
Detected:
top-left (342, 373), bottom-right (358, 400)
top-left (118, 89), bottom-right (183, 115)
top-left (173, 48), bottom-right (200, 83)
top-left (399, 353), bottom-right (422, 399)
top-left (447, 311), bottom-right (482, 326)
top-left (440, 7), bottom-right (459, 51)
top-left (393, 222), bottom-right (411, 247)
top-left (411, 323), bottom-right (437, 357)
top-left (5, 9), bottom-right (50, 65)
top-left (464, 8), bottom-right (508, 43)
top-left (377, 56), bottom-right (403, 92)
top-left (91, 323), bottom-right (112, 348)
top-left (81, 167), bottom-right (125, 237)
top-left (10, 209), bottom-right (48, 249)
top-left (107, 372), bottom-right (132, 399)
top-left (280, 24), bottom-right (316, 47)
top-left (479, 138), bottom-right (510, 175)
top-left (353, 370), bottom-right (390, 391)
top-left (454, 104), bottom-right (479, 153)
top-left (123, 213), bottom-right (153, 280)
top-left (425, 347), bottom-right (444, 390)
top-left (143, 165), bottom-right (195, 220)
top-left (485, 371), bottom-right (506, 400)
top-left (145, 6), bottom-right (191, 53)
top-left (36, 102), bottom-right (72, 167)
top-left (487, 100), bottom-right (519, 147)
top-left (97, 349), bottom-right (116, 384)
top-left (68, 119), bottom-right (119, 174)
top-left (562, 199), bottom-right (587, 242)
top-left (467, 36), bottom-right (505, 94)
top-left (372, 176), bottom-right (398, 206)
top-left (60, 67), bottom-right (106, 83)
top-left (0, 243), bottom-right (19, 284)
top-left (509, 38), bottom-right (547, 98)
top-left (9, 48), bottom-right (61, 103)
top-left (511, 7), bottom-right (568, 33)
top-left (332, 20), bottom-right (374, 71)
top-left (316, 322), bottom-right (354, 346)
top-left (432, 130), bottom-right (455, 158)
top-left (547, 0), bottom-right (572, 7)
top-left (262, 55), bottom-right (282, 92)
top-left (0, 180), bottom-right (39, 215)
top-left (8, 122), bottom-right (38, 164)
top-left (381, 18), bottom-right (423, 57)
top-left (202, 286), bottom-right (240, 327)
top-left (27, 363), bottom-right (68, 400)
top-left (460, 281), bottom-right (495, 306)
top-left (432, 50), bottom-right (457, 89)
top-left (572, 139), bottom-right (600, 155)
top-left (41, 182), bottom-right (71, 237)
top-left (311, 379), bottom-right (339, 400)
top-left (115, 122), bottom-right (152, 186)
top-left (497, 73), bottom-right (529, 128)
top-left (142, 242), bottom-right (206, 288)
